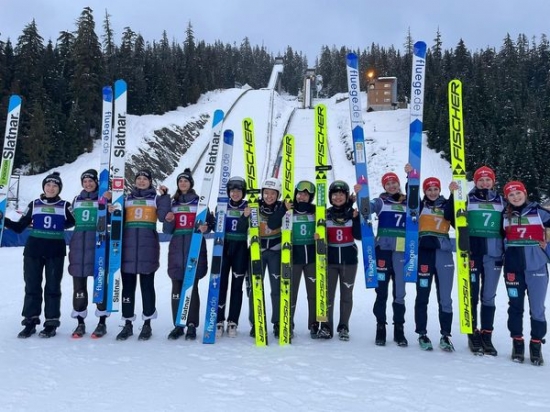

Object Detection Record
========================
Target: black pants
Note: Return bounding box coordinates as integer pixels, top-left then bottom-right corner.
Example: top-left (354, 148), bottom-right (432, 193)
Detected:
top-left (171, 277), bottom-right (201, 327)
top-left (121, 272), bottom-right (156, 321)
top-left (217, 243), bottom-right (248, 324)
top-left (72, 276), bottom-right (107, 318)
top-left (22, 255), bottom-right (65, 326)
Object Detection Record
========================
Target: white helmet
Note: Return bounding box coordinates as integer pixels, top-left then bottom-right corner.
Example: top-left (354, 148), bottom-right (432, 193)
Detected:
top-left (261, 177), bottom-right (282, 198)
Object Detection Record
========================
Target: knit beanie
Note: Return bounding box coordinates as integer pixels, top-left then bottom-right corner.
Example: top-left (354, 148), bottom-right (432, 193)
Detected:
top-left (81, 169), bottom-right (98, 186)
top-left (177, 168), bottom-right (194, 188)
top-left (42, 171), bottom-right (63, 194)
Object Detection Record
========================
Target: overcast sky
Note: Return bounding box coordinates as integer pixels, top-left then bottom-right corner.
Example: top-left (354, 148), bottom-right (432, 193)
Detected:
top-left (1, 0), bottom-right (549, 64)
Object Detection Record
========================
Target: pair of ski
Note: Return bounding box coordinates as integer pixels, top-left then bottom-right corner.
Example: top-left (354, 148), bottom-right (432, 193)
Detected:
top-left (92, 80), bottom-right (127, 313)
top-left (0, 95), bottom-right (23, 245)
top-left (346, 43), bottom-right (427, 286)
top-left (241, 118), bottom-right (296, 346)
top-left (170, 108), bottom-right (237, 344)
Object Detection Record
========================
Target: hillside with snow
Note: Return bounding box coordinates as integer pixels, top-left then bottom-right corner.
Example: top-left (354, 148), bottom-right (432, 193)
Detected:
top-left (1, 88), bottom-right (548, 412)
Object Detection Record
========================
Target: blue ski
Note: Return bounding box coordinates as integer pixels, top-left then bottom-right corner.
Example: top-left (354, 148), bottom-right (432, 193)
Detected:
top-left (175, 109), bottom-right (224, 327)
top-left (107, 80), bottom-right (127, 312)
top-left (346, 53), bottom-right (377, 288)
top-left (0, 95), bottom-right (22, 246)
top-left (404, 41), bottom-right (427, 282)
top-left (203, 129), bottom-right (234, 343)
top-left (93, 86), bottom-right (113, 304)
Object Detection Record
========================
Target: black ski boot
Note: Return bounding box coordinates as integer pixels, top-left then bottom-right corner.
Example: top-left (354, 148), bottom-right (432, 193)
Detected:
top-left (185, 323), bottom-right (197, 340)
top-left (72, 322), bottom-right (86, 339)
top-left (317, 323), bottom-right (332, 339)
top-left (393, 323), bottom-right (408, 347)
top-left (116, 320), bottom-right (133, 341)
top-left (18, 324), bottom-right (36, 339)
top-left (39, 325), bottom-right (57, 338)
top-left (480, 330), bottom-right (498, 356)
top-left (309, 323), bottom-right (319, 339)
top-left (529, 339), bottom-right (545, 366)
top-left (375, 323), bottom-right (386, 346)
top-left (167, 326), bottom-right (184, 340)
top-left (91, 316), bottom-right (107, 339)
top-left (511, 337), bottom-right (525, 363)
top-left (138, 320), bottom-right (152, 341)
top-left (468, 329), bottom-right (484, 355)
top-left (91, 323), bottom-right (107, 339)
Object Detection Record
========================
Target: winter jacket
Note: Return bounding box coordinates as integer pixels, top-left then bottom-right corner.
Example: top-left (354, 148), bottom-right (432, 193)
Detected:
top-left (291, 202), bottom-right (316, 265)
top-left (163, 190), bottom-right (214, 280)
top-left (418, 195), bottom-right (453, 252)
top-left (447, 188), bottom-right (505, 258)
top-left (4, 195), bottom-right (75, 258)
top-left (68, 189), bottom-right (98, 277)
top-left (121, 187), bottom-right (170, 274)
top-left (326, 203), bottom-right (361, 265)
top-left (371, 192), bottom-right (407, 251)
top-left (501, 201), bottom-right (550, 272)
top-left (259, 199), bottom-right (285, 251)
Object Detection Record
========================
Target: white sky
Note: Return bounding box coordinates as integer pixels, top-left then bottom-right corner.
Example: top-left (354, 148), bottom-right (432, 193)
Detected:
top-left (1, 0), bottom-right (550, 64)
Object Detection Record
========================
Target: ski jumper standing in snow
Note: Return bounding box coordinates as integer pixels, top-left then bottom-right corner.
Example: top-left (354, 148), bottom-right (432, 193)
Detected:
top-left (318, 180), bottom-right (361, 341)
top-left (247, 177), bottom-right (285, 338)
top-left (501, 181), bottom-right (548, 366)
top-left (414, 176), bottom-right (455, 352)
top-left (163, 168), bottom-right (213, 341)
top-left (4, 172), bottom-right (75, 339)
top-left (115, 169), bottom-right (170, 341)
top-left (450, 166), bottom-right (505, 356)
top-left (288, 180), bottom-right (317, 338)
top-left (68, 169), bottom-right (110, 339)
top-left (370, 172), bottom-right (408, 347)
top-left (216, 176), bottom-right (249, 338)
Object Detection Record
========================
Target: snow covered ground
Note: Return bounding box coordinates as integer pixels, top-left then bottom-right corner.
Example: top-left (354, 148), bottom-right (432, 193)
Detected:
top-left (0, 89), bottom-right (548, 412)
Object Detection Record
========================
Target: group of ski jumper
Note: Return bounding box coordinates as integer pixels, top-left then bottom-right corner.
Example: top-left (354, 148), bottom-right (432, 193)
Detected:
top-left (4, 163), bottom-right (548, 365)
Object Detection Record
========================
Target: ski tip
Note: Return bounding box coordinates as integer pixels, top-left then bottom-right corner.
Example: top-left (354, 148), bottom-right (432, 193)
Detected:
top-left (414, 41), bottom-right (427, 56)
top-left (102, 86), bottom-right (114, 102)
top-left (346, 52), bottom-right (358, 61)
top-left (223, 129), bottom-right (234, 144)
top-left (114, 79), bottom-right (127, 97)
top-left (213, 109), bottom-right (224, 125)
top-left (8, 95), bottom-right (22, 110)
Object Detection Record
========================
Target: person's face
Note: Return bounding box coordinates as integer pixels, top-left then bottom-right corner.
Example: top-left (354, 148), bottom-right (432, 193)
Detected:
top-left (384, 179), bottom-right (400, 194)
top-left (425, 186), bottom-right (440, 201)
top-left (296, 190), bottom-right (310, 203)
top-left (507, 190), bottom-right (526, 207)
top-left (476, 177), bottom-right (494, 190)
top-left (331, 191), bottom-right (347, 206)
top-left (44, 182), bottom-right (60, 197)
top-left (230, 188), bottom-right (243, 202)
top-left (262, 188), bottom-right (278, 205)
top-left (82, 177), bottom-right (97, 193)
top-left (178, 178), bottom-right (191, 193)
top-left (135, 176), bottom-right (150, 189)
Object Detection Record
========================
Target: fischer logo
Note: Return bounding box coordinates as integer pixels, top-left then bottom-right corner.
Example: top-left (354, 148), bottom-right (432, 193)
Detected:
top-left (284, 135), bottom-right (292, 194)
top-left (316, 106), bottom-right (326, 167)
top-left (243, 119), bottom-right (256, 188)
top-left (449, 81), bottom-right (464, 164)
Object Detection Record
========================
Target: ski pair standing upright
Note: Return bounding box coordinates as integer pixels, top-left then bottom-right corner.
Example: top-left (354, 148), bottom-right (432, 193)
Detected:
top-left (92, 80), bottom-right (128, 315)
top-left (0, 95), bottom-right (22, 245)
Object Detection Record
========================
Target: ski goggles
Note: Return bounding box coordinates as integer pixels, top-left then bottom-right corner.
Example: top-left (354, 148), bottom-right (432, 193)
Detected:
top-left (296, 181), bottom-right (315, 193)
